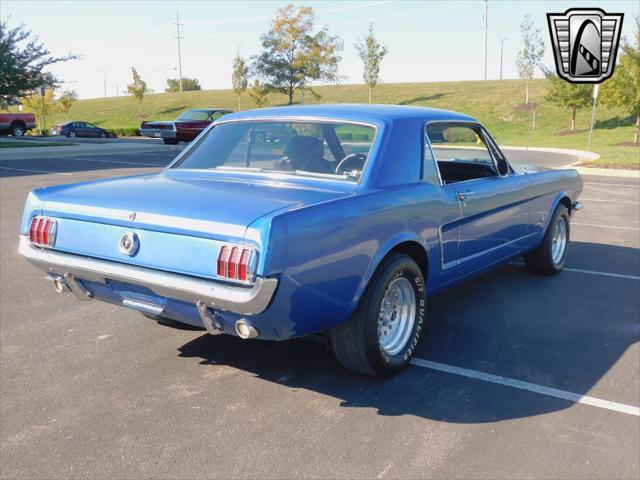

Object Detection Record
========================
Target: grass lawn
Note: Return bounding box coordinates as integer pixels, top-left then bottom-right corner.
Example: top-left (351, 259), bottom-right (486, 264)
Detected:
top-left (14, 79), bottom-right (639, 168)
top-left (0, 140), bottom-right (73, 148)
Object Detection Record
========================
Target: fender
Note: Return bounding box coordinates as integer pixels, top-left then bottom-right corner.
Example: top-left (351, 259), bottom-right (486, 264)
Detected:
top-left (351, 231), bottom-right (428, 310)
top-left (543, 191), bottom-right (572, 234)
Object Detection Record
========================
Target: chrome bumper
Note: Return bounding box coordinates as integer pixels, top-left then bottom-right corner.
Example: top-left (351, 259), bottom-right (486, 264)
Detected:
top-left (18, 236), bottom-right (277, 315)
top-left (140, 128), bottom-right (177, 139)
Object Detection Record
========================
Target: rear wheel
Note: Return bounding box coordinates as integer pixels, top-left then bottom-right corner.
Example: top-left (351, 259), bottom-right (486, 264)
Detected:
top-left (330, 253), bottom-right (426, 376)
top-left (67, 130), bottom-right (77, 138)
top-left (524, 204), bottom-right (570, 275)
top-left (10, 122), bottom-right (25, 137)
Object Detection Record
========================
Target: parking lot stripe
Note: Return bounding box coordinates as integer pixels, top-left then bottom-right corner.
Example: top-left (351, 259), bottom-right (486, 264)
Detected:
top-left (583, 182), bottom-right (639, 188)
top-left (60, 157), bottom-right (164, 167)
top-left (510, 262), bottom-right (640, 280)
top-left (581, 198), bottom-right (640, 205)
top-left (0, 166), bottom-right (73, 176)
top-left (562, 267), bottom-right (640, 280)
top-left (410, 358), bottom-right (640, 416)
top-left (573, 222), bottom-right (640, 231)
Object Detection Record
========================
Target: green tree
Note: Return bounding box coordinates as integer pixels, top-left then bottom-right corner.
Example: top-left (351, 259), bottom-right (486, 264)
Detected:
top-left (252, 4), bottom-right (343, 105)
top-left (21, 89), bottom-right (57, 132)
top-left (600, 16), bottom-right (640, 144)
top-left (231, 54), bottom-right (249, 111)
top-left (0, 19), bottom-right (77, 104)
top-left (543, 69), bottom-right (592, 131)
top-left (355, 23), bottom-right (388, 104)
top-left (126, 67), bottom-right (152, 118)
top-left (248, 80), bottom-right (269, 108)
top-left (58, 89), bottom-right (78, 120)
top-left (516, 14), bottom-right (545, 104)
top-left (165, 77), bottom-right (201, 92)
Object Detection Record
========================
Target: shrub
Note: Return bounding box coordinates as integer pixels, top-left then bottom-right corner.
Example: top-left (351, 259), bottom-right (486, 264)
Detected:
top-left (337, 132), bottom-right (353, 140)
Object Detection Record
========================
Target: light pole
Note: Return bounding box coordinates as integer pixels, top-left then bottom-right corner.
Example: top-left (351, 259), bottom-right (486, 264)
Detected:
top-left (483, 0), bottom-right (488, 80)
top-left (96, 69), bottom-right (111, 98)
top-left (174, 11), bottom-right (184, 92)
top-left (497, 35), bottom-right (508, 80)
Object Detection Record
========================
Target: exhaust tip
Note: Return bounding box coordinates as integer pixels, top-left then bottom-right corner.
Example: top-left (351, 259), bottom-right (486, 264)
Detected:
top-left (53, 277), bottom-right (68, 293)
top-left (235, 320), bottom-right (259, 339)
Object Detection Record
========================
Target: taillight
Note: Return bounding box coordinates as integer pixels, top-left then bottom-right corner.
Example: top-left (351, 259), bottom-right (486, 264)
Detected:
top-left (28, 216), bottom-right (57, 248)
top-left (217, 245), bottom-right (255, 283)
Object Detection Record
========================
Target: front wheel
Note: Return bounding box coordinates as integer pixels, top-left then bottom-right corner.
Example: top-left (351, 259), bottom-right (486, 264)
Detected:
top-left (524, 204), bottom-right (570, 275)
top-left (330, 253), bottom-right (426, 376)
top-left (163, 138), bottom-right (178, 145)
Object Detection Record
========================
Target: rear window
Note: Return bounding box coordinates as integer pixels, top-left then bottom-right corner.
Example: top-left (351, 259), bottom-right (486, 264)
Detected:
top-left (172, 121), bottom-right (377, 181)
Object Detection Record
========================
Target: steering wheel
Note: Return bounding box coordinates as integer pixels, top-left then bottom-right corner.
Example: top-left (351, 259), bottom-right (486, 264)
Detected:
top-left (335, 153), bottom-right (367, 175)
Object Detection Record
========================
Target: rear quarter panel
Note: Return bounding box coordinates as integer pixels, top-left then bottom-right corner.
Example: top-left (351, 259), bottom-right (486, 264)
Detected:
top-left (266, 184), bottom-right (449, 338)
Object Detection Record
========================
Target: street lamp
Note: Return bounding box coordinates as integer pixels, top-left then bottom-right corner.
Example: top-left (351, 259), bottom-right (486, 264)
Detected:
top-left (96, 69), bottom-right (111, 98)
top-left (497, 35), bottom-right (509, 80)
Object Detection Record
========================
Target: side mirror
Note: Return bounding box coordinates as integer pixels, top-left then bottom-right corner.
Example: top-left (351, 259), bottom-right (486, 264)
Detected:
top-left (497, 158), bottom-right (510, 176)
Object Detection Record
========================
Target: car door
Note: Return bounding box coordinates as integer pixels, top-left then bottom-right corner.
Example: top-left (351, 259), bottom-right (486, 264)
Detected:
top-left (427, 122), bottom-right (531, 273)
top-left (84, 122), bottom-right (100, 137)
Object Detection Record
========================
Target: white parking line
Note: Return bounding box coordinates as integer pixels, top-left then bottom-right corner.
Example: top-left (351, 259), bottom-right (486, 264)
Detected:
top-left (510, 262), bottom-right (639, 280)
top-left (582, 198), bottom-right (640, 205)
top-left (60, 157), bottom-right (163, 167)
top-left (410, 358), bottom-right (640, 417)
top-left (0, 166), bottom-right (73, 176)
top-left (573, 222), bottom-right (640, 231)
top-left (584, 182), bottom-right (639, 188)
top-left (562, 267), bottom-right (640, 280)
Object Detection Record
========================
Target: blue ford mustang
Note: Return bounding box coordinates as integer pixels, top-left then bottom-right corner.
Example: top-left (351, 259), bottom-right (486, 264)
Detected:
top-left (19, 105), bottom-right (583, 376)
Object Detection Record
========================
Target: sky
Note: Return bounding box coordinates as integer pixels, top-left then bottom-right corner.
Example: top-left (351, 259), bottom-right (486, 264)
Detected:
top-left (2, 0), bottom-right (638, 99)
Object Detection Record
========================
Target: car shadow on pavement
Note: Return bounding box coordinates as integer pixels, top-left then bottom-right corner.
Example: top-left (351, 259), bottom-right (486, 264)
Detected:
top-left (178, 241), bottom-right (639, 423)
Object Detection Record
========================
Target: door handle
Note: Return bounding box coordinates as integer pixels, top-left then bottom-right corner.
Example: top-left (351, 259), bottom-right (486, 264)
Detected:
top-left (457, 191), bottom-right (474, 201)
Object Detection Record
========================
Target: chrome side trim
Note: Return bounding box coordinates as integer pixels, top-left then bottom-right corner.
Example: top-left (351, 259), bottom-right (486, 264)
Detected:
top-left (19, 236), bottom-right (278, 315)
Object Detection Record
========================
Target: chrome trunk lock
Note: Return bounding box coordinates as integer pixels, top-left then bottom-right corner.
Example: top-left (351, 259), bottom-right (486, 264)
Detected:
top-left (197, 301), bottom-right (223, 335)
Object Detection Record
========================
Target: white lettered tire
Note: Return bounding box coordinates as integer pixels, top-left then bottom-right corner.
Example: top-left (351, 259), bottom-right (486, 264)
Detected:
top-left (330, 253), bottom-right (426, 376)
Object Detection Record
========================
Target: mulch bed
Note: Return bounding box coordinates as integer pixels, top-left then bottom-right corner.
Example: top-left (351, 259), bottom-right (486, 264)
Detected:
top-left (557, 129), bottom-right (586, 136)
top-left (616, 141), bottom-right (640, 147)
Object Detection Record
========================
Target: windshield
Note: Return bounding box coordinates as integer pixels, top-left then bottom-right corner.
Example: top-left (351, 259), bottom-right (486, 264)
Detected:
top-left (172, 120), bottom-right (377, 181)
top-left (177, 110), bottom-right (212, 121)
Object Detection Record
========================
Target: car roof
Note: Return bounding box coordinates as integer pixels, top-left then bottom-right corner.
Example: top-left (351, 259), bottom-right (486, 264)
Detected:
top-left (219, 104), bottom-right (477, 124)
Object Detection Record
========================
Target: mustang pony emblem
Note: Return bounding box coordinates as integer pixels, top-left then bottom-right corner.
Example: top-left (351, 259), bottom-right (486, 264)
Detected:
top-left (547, 8), bottom-right (624, 83)
top-left (119, 232), bottom-right (139, 256)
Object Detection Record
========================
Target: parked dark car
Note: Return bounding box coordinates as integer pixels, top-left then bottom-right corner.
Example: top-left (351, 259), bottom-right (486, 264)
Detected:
top-left (140, 108), bottom-right (232, 144)
top-left (50, 121), bottom-right (109, 138)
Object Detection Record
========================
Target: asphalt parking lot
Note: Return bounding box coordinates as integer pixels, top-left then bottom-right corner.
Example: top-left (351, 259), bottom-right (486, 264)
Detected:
top-left (1, 144), bottom-right (638, 479)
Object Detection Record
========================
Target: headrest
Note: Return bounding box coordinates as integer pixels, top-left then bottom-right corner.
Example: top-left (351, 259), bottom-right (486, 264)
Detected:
top-left (283, 136), bottom-right (324, 161)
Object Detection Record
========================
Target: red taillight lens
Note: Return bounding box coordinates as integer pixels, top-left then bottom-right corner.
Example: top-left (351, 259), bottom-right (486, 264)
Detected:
top-left (217, 245), bottom-right (255, 283)
top-left (29, 216), bottom-right (56, 247)
top-left (217, 246), bottom-right (231, 276)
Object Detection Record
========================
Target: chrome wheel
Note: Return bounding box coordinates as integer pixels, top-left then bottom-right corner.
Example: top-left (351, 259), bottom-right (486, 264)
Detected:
top-left (378, 277), bottom-right (416, 355)
top-left (551, 217), bottom-right (567, 266)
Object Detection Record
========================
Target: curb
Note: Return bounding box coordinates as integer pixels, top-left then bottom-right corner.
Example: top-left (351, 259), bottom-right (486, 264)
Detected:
top-left (503, 145), bottom-right (638, 179)
top-left (562, 165), bottom-right (640, 179)
top-left (502, 145), bottom-right (601, 162)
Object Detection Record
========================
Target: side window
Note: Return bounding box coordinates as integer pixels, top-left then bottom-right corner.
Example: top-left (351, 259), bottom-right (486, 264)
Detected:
top-left (426, 123), bottom-right (497, 184)
top-left (209, 111), bottom-right (228, 122)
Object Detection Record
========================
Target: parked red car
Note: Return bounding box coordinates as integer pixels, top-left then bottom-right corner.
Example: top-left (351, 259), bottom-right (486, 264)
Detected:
top-left (0, 113), bottom-right (37, 137)
top-left (140, 108), bottom-right (231, 144)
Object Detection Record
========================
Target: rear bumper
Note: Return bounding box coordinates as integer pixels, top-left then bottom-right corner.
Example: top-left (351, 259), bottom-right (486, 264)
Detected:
top-left (140, 127), bottom-right (177, 139)
top-left (18, 236), bottom-right (277, 315)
